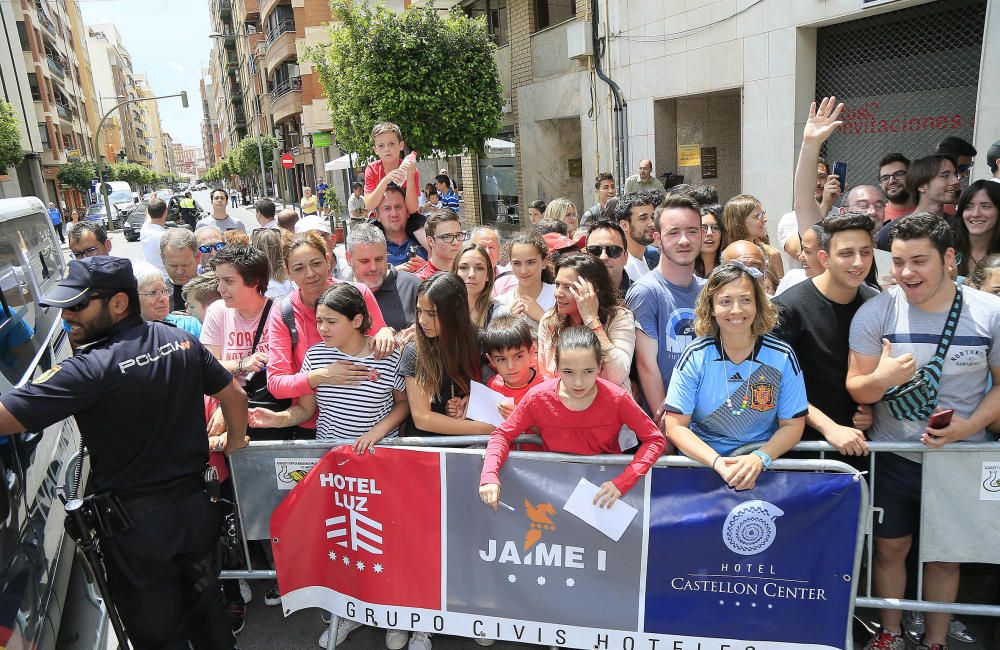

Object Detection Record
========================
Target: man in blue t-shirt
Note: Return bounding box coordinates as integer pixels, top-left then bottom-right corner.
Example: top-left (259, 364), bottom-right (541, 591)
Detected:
top-left (373, 186), bottom-right (427, 269)
top-left (626, 195), bottom-right (706, 417)
top-left (48, 201), bottom-right (64, 244)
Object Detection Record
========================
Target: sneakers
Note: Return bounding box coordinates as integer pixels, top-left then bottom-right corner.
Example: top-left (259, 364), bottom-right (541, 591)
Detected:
top-left (226, 601), bottom-right (246, 636)
top-left (386, 629), bottom-right (409, 650)
top-left (913, 638), bottom-right (949, 650)
top-left (264, 586), bottom-right (282, 607)
top-left (949, 619), bottom-right (975, 643)
top-left (904, 612), bottom-right (976, 645)
top-left (239, 579), bottom-right (252, 604)
top-left (864, 628), bottom-right (906, 650)
top-left (318, 619), bottom-right (362, 648)
top-left (474, 639), bottom-right (495, 646)
top-left (408, 632), bottom-right (432, 650)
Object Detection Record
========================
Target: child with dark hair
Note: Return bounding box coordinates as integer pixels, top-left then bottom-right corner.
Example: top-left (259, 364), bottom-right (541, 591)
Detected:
top-left (479, 327), bottom-right (665, 510)
top-left (482, 315), bottom-right (543, 417)
top-left (249, 283), bottom-right (408, 449)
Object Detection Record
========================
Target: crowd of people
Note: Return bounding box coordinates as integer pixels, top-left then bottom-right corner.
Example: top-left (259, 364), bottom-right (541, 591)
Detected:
top-left (54, 105), bottom-right (1000, 650)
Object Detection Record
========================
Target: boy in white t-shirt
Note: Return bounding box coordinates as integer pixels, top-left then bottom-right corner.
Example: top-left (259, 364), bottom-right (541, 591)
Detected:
top-left (200, 245), bottom-right (272, 382)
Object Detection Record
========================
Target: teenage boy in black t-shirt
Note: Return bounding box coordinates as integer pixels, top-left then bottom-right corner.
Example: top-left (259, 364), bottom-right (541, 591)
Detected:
top-left (773, 212), bottom-right (878, 456)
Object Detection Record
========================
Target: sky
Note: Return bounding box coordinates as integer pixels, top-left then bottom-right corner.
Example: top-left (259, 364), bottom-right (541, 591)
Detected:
top-left (80, 0), bottom-right (212, 149)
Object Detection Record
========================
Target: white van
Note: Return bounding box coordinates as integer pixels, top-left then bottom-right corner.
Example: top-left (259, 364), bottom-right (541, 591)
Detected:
top-left (0, 197), bottom-right (108, 649)
top-left (100, 181), bottom-right (134, 227)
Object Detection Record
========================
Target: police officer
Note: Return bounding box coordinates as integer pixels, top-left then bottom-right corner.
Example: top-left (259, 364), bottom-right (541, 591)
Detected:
top-left (179, 191), bottom-right (198, 230)
top-left (0, 256), bottom-right (247, 649)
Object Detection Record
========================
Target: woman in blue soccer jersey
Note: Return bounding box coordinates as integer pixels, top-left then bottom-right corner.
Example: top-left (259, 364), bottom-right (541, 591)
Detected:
top-left (663, 262), bottom-right (807, 490)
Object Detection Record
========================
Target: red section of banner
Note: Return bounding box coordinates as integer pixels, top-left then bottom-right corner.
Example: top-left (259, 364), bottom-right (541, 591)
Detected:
top-left (270, 446), bottom-right (442, 609)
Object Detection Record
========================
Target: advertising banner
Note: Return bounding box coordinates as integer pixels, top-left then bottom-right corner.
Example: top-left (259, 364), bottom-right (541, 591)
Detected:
top-left (271, 447), bottom-right (863, 650)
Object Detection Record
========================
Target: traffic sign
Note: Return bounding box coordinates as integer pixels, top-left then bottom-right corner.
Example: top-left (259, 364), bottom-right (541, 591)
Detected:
top-left (281, 153), bottom-right (295, 169)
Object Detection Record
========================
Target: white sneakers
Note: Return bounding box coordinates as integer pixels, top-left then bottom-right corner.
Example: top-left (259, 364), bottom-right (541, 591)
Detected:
top-left (316, 621), bottom-right (430, 650)
top-left (318, 618), bottom-right (362, 648)
top-left (408, 632), bottom-right (432, 650)
top-left (385, 629), bottom-right (410, 650)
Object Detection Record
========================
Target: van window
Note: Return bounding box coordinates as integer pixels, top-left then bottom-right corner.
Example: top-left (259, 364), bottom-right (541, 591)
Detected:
top-left (0, 212), bottom-right (63, 387)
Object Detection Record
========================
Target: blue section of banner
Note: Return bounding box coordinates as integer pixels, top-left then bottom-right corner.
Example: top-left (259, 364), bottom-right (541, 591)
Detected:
top-left (643, 468), bottom-right (861, 649)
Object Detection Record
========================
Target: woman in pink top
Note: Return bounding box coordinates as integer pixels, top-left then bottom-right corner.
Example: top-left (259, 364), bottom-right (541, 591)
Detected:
top-left (266, 232), bottom-right (394, 434)
top-left (480, 327), bottom-right (664, 510)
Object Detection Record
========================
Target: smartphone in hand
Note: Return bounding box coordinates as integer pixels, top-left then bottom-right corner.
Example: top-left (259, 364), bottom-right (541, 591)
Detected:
top-left (832, 161), bottom-right (848, 193)
top-left (929, 409), bottom-right (954, 430)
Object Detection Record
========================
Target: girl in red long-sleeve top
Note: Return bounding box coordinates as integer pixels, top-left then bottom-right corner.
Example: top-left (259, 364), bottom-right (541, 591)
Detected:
top-left (480, 326), bottom-right (665, 509)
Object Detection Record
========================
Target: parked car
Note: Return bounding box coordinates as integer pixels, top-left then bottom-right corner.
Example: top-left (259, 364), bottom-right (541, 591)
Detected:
top-left (122, 198), bottom-right (200, 242)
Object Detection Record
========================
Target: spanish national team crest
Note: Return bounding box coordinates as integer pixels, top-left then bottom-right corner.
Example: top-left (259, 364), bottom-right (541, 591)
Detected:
top-left (750, 382), bottom-right (775, 412)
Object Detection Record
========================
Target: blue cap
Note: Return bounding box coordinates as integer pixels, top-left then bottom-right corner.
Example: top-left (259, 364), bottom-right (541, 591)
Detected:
top-left (40, 256), bottom-right (136, 308)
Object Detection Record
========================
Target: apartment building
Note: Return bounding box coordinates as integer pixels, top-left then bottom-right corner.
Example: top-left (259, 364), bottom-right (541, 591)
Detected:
top-left (200, 70), bottom-right (220, 168)
top-left (136, 74), bottom-right (170, 175)
top-left (87, 23), bottom-right (152, 168)
top-left (464, 0), bottom-right (999, 236)
top-left (0, 0), bottom-right (100, 205)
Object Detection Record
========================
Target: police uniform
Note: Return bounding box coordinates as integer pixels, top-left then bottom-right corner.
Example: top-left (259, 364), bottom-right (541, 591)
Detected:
top-left (179, 194), bottom-right (197, 230)
top-left (0, 257), bottom-right (237, 650)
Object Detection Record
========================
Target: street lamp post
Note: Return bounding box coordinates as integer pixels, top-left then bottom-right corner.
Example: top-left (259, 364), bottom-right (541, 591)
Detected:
top-left (210, 29), bottom-right (270, 199)
top-left (93, 91), bottom-right (189, 230)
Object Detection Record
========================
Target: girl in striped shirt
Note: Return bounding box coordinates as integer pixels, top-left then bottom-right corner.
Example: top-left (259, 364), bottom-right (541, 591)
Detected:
top-left (248, 284), bottom-right (409, 452)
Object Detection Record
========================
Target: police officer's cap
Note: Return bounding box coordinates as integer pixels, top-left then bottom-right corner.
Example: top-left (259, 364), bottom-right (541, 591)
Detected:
top-left (40, 256), bottom-right (137, 308)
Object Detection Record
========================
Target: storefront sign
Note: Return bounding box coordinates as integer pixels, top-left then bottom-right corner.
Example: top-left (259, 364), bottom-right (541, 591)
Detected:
top-left (311, 133), bottom-right (332, 148)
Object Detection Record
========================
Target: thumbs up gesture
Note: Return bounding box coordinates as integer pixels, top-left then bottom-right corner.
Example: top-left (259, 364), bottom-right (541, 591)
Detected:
top-left (877, 338), bottom-right (917, 387)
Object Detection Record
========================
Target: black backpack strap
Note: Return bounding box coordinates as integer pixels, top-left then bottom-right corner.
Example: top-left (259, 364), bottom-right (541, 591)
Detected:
top-left (281, 295), bottom-right (298, 350)
top-left (250, 299), bottom-right (274, 353)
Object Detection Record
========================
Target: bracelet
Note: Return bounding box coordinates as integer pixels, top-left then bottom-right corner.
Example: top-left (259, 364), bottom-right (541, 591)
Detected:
top-left (585, 318), bottom-right (603, 331)
top-left (712, 455), bottom-right (721, 470)
top-left (235, 356), bottom-right (245, 376)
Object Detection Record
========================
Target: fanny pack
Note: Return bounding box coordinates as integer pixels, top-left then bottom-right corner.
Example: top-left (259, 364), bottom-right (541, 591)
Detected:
top-left (882, 286), bottom-right (963, 421)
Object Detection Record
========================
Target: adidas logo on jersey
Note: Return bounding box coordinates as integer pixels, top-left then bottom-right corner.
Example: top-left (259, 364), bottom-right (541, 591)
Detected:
top-left (728, 372), bottom-right (744, 382)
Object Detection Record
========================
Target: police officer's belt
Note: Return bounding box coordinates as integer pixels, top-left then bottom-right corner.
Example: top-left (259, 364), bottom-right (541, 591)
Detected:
top-left (116, 474), bottom-right (206, 520)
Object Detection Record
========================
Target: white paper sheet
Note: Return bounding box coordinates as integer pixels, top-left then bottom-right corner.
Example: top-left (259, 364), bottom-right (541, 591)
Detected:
top-left (562, 477), bottom-right (638, 542)
top-left (467, 381), bottom-right (510, 427)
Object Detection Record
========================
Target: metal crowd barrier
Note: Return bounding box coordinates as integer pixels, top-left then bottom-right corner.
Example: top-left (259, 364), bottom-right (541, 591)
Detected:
top-left (223, 435), bottom-right (869, 650)
top-left (730, 440), bottom-right (1000, 620)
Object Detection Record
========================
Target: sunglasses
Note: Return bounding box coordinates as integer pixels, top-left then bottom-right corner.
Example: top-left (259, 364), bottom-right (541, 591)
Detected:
top-left (64, 292), bottom-right (108, 313)
top-left (585, 244), bottom-right (625, 259)
top-left (199, 242), bottom-right (226, 254)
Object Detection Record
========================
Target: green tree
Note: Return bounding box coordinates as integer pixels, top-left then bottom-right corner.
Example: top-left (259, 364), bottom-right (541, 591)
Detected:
top-left (0, 100), bottom-right (25, 173)
top-left (235, 135), bottom-right (278, 178)
top-left (57, 160), bottom-right (97, 193)
top-left (109, 162), bottom-right (152, 188)
top-left (308, 0), bottom-right (503, 157)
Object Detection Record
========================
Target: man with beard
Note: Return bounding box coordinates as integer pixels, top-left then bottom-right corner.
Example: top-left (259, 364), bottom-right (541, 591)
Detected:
top-left (0, 256), bottom-right (247, 649)
top-left (346, 223), bottom-right (420, 337)
top-left (879, 153), bottom-right (915, 222)
top-left (626, 195), bottom-right (705, 417)
top-left (875, 154), bottom-right (961, 251)
top-left (616, 191), bottom-right (660, 282)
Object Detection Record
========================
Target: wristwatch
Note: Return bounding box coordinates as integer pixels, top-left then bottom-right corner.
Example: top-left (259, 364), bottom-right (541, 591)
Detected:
top-left (752, 449), bottom-right (773, 469)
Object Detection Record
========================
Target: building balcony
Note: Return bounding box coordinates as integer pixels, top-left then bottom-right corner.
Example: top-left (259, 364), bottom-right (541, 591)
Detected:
top-left (234, 109), bottom-right (248, 127)
top-left (265, 18), bottom-right (295, 46)
top-left (264, 29), bottom-right (296, 75)
top-left (54, 102), bottom-right (73, 121)
top-left (46, 56), bottom-right (66, 78)
top-left (219, 0), bottom-right (232, 16)
top-left (270, 79), bottom-right (302, 125)
top-left (34, 5), bottom-right (58, 39)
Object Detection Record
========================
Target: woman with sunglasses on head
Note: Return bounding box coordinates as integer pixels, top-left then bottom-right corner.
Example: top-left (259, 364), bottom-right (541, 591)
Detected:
top-left (538, 254), bottom-right (635, 390)
top-left (695, 204), bottom-right (724, 278)
top-left (663, 262), bottom-right (807, 491)
top-left (721, 194), bottom-right (783, 281)
top-left (196, 188), bottom-right (246, 233)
